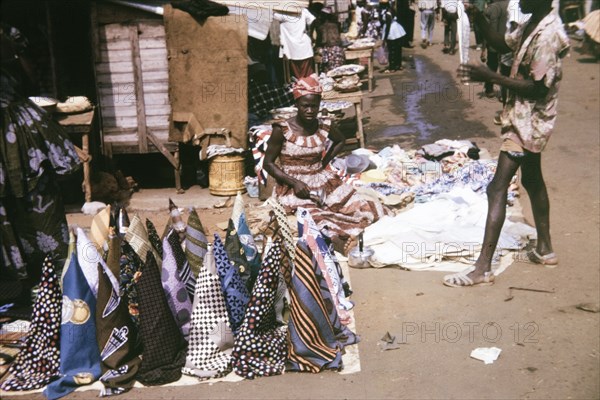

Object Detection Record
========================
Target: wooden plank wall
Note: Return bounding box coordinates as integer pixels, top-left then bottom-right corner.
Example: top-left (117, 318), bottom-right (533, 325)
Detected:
top-left (95, 18), bottom-right (172, 154)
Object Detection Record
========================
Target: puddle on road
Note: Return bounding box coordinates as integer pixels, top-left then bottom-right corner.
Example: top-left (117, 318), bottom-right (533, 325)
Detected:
top-left (382, 57), bottom-right (439, 139)
top-left (368, 55), bottom-right (494, 149)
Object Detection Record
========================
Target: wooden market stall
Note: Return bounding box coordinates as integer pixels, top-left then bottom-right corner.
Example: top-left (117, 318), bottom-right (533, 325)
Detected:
top-left (92, 0), bottom-right (248, 192)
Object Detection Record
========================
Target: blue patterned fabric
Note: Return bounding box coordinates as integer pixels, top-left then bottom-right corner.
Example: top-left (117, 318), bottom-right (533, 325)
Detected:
top-left (44, 252), bottom-right (102, 399)
top-left (213, 234), bottom-right (250, 334)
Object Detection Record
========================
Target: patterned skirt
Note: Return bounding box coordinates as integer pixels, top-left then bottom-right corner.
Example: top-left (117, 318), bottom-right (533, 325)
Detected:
top-left (276, 167), bottom-right (391, 240)
top-left (1, 89), bottom-right (80, 286)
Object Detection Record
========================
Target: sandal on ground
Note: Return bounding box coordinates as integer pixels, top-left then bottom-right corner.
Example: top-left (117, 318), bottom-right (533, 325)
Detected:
top-left (527, 249), bottom-right (559, 268)
top-left (443, 266), bottom-right (495, 288)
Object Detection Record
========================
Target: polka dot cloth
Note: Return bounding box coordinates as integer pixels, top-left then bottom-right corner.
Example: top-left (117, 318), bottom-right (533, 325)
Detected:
top-left (231, 240), bottom-right (288, 379)
top-left (1, 255), bottom-right (61, 391)
top-left (213, 234), bottom-right (250, 334)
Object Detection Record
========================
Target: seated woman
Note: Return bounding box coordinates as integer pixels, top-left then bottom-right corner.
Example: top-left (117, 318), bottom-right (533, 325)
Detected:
top-left (263, 74), bottom-right (391, 254)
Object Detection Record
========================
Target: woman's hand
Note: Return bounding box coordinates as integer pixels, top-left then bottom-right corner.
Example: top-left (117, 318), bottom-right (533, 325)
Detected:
top-left (458, 63), bottom-right (493, 83)
top-left (292, 180), bottom-right (311, 199)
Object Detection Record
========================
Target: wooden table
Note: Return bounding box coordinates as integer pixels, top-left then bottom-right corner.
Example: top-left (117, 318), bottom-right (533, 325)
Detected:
top-left (322, 89), bottom-right (365, 147)
top-left (55, 109), bottom-right (95, 203)
top-left (344, 47), bottom-right (374, 92)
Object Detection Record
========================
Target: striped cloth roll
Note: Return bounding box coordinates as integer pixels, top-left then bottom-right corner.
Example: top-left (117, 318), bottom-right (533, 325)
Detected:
top-left (285, 241), bottom-right (343, 373)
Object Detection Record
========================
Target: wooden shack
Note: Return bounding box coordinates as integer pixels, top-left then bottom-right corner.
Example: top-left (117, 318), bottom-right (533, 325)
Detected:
top-left (91, 0), bottom-right (248, 191)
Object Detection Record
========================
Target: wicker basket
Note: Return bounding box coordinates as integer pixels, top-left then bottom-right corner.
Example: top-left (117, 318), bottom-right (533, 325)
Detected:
top-left (209, 154), bottom-right (246, 196)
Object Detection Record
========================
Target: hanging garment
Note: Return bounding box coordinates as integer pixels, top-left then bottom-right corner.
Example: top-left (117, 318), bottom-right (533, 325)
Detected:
top-left (44, 250), bottom-right (101, 400)
top-left (231, 241), bottom-right (287, 379)
top-left (213, 234), bottom-right (250, 334)
top-left (136, 252), bottom-right (187, 386)
top-left (0, 256), bottom-right (61, 391)
top-left (183, 247), bottom-right (234, 379)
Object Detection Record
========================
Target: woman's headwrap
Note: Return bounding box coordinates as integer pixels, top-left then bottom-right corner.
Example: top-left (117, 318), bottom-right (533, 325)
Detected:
top-left (293, 74), bottom-right (322, 100)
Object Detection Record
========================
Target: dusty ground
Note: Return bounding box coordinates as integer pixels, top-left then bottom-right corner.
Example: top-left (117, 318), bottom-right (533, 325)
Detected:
top-left (14, 21), bottom-right (599, 400)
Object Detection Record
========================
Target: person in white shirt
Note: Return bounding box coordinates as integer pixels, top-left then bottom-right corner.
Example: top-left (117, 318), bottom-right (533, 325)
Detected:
top-left (418, 0), bottom-right (437, 47)
top-left (274, 8), bottom-right (317, 79)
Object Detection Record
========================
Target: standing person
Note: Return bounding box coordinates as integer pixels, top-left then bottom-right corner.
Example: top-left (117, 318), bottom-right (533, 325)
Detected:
top-left (445, 0), bottom-right (569, 287)
top-left (471, 0), bottom-right (488, 50)
top-left (263, 75), bottom-right (391, 255)
top-left (355, 0), bottom-right (367, 37)
top-left (363, 2), bottom-right (382, 40)
top-left (381, 0), bottom-right (407, 72)
top-left (396, 0), bottom-right (416, 48)
top-left (1, 24), bottom-right (81, 304)
top-left (274, 8), bottom-right (317, 80)
top-left (315, 7), bottom-right (346, 73)
top-left (483, 0), bottom-right (510, 98)
top-left (418, 0), bottom-right (437, 48)
top-left (441, 0), bottom-right (459, 54)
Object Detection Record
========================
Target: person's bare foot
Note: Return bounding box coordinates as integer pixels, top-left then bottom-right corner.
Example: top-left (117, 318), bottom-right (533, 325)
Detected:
top-left (343, 235), bottom-right (359, 257)
top-left (331, 235), bottom-right (359, 256)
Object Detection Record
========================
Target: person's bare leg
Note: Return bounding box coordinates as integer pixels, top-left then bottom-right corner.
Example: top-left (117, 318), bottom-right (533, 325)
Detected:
top-left (520, 151), bottom-right (554, 256)
top-left (469, 151), bottom-right (521, 282)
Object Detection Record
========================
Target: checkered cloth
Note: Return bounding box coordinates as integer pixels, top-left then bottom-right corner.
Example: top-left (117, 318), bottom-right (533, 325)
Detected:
top-left (248, 82), bottom-right (294, 119)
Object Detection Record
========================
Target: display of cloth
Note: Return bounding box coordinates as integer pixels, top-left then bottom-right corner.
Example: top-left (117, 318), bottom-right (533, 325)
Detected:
top-left (286, 242), bottom-right (344, 372)
top-left (185, 208), bottom-right (208, 277)
top-left (118, 241), bottom-right (144, 329)
top-left (213, 234), bottom-right (250, 334)
top-left (95, 235), bottom-right (141, 397)
top-left (145, 219), bottom-right (163, 260)
top-left (44, 250), bottom-right (101, 400)
top-left (124, 214), bottom-right (160, 265)
top-left (167, 230), bottom-right (196, 300)
top-left (273, 119), bottom-right (391, 240)
top-left (297, 208), bottom-right (353, 325)
top-left (224, 219), bottom-right (252, 291)
top-left (0, 256), bottom-right (61, 391)
top-left (136, 252), bottom-right (187, 386)
top-left (231, 241), bottom-right (287, 379)
top-left (161, 230), bottom-right (193, 340)
top-left (363, 187), bottom-right (537, 271)
top-left (231, 192), bottom-right (261, 283)
top-left (183, 247), bottom-right (234, 380)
